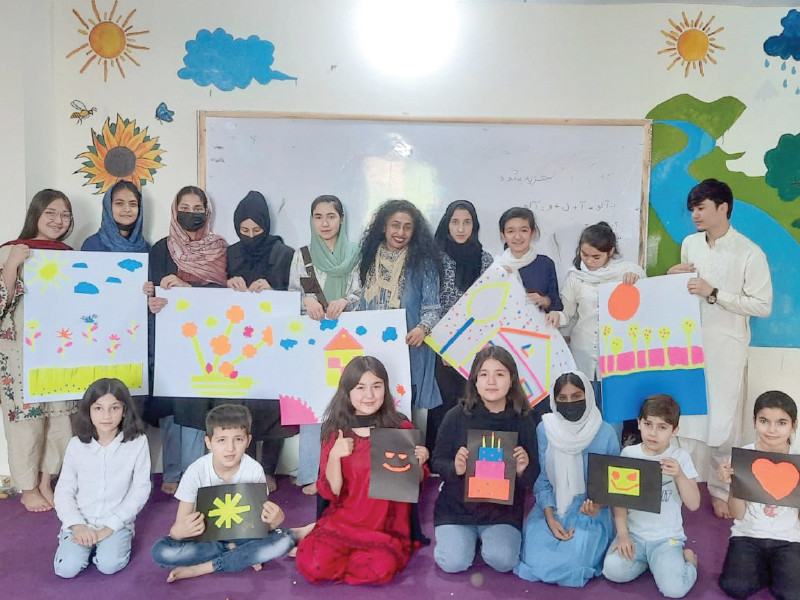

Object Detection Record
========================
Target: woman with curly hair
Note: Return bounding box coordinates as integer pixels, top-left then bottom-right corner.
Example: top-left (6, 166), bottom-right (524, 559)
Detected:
top-left (359, 199), bottom-right (442, 412)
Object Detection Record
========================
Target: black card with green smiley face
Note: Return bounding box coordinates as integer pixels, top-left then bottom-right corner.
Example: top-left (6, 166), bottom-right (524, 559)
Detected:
top-left (368, 428), bottom-right (422, 503)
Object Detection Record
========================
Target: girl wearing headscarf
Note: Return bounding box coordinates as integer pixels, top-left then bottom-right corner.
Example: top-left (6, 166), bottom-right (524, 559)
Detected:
top-left (226, 190), bottom-right (296, 492)
top-left (427, 200), bottom-right (493, 454)
top-left (515, 371), bottom-right (619, 587)
top-left (288, 194), bottom-right (361, 494)
top-left (1, 189), bottom-right (77, 512)
top-left (145, 186), bottom-right (227, 494)
top-left (81, 181), bottom-right (151, 253)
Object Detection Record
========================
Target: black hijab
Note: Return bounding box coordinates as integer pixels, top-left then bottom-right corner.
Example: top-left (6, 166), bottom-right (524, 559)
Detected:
top-left (226, 191), bottom-right (284, 284)
top-left (434, 200), bottom-right (484, 291)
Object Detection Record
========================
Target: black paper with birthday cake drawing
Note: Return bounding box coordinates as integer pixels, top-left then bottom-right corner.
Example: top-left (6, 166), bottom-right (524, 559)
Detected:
top-left (464, 429), bottom-right (518, 505)
top-left (369, 428), bottom-right (423, 503)
top-left (195, 482), bottom-right (272, 542)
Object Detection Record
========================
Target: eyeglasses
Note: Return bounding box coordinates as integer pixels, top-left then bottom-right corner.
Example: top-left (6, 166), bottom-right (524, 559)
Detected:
top-left (43, 209), bottom-right (73, 222)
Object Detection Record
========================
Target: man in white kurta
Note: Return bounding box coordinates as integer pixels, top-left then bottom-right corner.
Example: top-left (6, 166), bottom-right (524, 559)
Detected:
top-left (667, 179), bottom-right (772, 518)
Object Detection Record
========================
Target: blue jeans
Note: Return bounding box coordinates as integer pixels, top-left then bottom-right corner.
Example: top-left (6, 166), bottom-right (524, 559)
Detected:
top-left (54, 527), bottom-right (133, 578)
top-left (434, 524), bottom-right (521, 573)
top-left (152, 529), bottom-right (295, 573)
top-left (603, 534), bottom-right (697, 598)
top-left (296, 424), bottom-right (321, 486)
top-left (160, 415), bottom-right (206, 483)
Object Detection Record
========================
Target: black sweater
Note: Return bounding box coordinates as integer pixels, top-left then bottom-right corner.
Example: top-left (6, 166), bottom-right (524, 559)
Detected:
top-left (432, 401), bottom-right (539, 530)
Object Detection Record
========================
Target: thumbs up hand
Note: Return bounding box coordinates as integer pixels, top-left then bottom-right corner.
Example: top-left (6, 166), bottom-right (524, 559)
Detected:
top-left (330, 429), bottom-right (354, 460)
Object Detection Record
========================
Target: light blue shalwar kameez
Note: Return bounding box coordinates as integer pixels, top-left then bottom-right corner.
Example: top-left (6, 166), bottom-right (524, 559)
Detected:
top-left (515, 421), bottom-right (620, 587)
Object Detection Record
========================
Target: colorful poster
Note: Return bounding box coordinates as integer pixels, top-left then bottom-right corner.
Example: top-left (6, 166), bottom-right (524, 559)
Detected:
top-left (465, 429), bottom-right (518, 505)
top-left (195, 483), bottom-right (271, 541)
top-left (23, 250), bottom-right (148, 402)
top-left (153, 288), bottom-right (412, 424)
top-left (731, 447), bottom-right (800, 508)
top-left (598, 273), bottom-right (708, 422)
top-left (587, 453), bottom-right (662, 513)
top-left (426, 265), bottom-right (575, 406)
top-left (369, 428), bottom-right (422, 504)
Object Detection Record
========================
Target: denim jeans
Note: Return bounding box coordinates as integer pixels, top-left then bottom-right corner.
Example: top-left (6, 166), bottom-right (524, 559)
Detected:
top-left (603, 534), bottom-right (697, 598)
top-left (54, 527), bottom-right (133, 578)
top-left (151, 529), bottom-right (295, 573)
top-left (160, 415), bottom-right (206, 483)
top-left (434, 524), bottom-right (521, 573)
top-left (296, 424), bottom-right (322, 486)
top-left (718, 536), bottom-right (800, 600)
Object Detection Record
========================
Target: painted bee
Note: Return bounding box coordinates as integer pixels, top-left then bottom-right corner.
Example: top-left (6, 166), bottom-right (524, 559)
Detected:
top-left (70, 100), bottom-right (97, 124)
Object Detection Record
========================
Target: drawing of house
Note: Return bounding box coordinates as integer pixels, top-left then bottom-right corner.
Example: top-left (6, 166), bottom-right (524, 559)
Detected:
top-left (324, 328), bottom-right (364, 387)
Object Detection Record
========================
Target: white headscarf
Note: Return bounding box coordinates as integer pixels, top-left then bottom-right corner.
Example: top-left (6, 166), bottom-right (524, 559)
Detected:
top-left (567, 256), bottom-right (644, 285)
top-left (541, 370), bottom-right (603, 516)
top-left (494, 246), bottom-right (538, 288)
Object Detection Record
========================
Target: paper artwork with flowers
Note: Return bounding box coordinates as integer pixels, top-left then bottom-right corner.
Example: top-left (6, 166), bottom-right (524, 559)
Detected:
top-left (426, 265), bottom-right (575, 406)
top-left (598, 273), bottom-right (708, 422)
top-left (23, 250), bottom-right (149, 401)
top-left (153, 288), bottom-right (411, 425)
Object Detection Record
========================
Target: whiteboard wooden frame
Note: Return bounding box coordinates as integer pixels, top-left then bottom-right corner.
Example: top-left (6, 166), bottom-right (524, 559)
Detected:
top-left (198, 111), bottom-right (651, 267)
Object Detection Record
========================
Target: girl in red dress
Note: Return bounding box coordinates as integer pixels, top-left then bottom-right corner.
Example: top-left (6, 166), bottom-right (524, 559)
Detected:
top-left (295, 356), bottom-right (429, 585)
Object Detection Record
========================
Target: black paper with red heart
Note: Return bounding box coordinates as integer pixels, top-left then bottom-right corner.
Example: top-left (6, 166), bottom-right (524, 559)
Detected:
top-left (731, 447), bottom-right (800, 508)
top-left (368, 428), bottom-right (422, 503)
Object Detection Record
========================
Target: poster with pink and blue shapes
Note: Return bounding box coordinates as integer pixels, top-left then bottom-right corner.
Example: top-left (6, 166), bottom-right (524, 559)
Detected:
top-left (598, 273), bottom-right (708, 422)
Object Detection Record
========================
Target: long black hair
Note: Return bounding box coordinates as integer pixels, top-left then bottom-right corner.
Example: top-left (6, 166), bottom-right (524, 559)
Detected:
top-left (573, 221), bottom-right (619, 268)
top-left (71, 378), bottom-right (145, 443)
top-left (460, 346), bottom-right (529, 416)
top-left (320, 356), bottom-right (405, 440)
top-left (18, 189), bottom-right (74, 241)
top-left (435, 200), bottom-right (483, 290)
top-left (359, 199), bottom-right (442, 285)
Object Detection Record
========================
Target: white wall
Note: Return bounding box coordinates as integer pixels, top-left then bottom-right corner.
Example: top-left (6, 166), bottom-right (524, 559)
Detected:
top-left (1, 1), bottom-right (797, 476)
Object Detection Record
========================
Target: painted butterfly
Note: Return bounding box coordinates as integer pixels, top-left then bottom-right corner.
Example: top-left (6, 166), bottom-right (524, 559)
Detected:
top-left (155, 101), bottom-right (175, 123)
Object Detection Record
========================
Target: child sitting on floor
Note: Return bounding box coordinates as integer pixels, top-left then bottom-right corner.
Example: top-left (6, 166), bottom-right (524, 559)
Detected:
top-left (151, 404), bottom-right (311, 582)
top-left (602, 395), bottom-right (700, 598)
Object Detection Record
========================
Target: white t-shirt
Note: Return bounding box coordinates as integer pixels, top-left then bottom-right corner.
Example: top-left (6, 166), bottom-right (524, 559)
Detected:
top-left (175, 453), bottom-right (267, 505)
top-left (623, 443), bottom-right (698, 542)
top-left (730, 443), bottom-right (800, 544)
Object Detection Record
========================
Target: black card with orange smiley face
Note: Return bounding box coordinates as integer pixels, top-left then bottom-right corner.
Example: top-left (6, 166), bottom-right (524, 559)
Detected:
top-left (369, 428), bottom-right (423, 503)
top-left (587, 453), bottom-right (662, 513)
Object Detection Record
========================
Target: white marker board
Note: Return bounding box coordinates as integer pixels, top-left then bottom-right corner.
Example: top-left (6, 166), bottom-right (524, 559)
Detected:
top-left (200, 113), bottom-right (650, 285)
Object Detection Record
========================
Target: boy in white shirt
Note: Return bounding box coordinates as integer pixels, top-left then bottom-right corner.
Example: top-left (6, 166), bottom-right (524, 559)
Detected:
top-left (151, 404), bottom-right (309, 582)
top-left (602, 395), bottom-right (701, 598)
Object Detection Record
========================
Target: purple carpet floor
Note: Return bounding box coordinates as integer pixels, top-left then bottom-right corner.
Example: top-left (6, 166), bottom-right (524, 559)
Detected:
top-left (0, 477), bottom-right (774, 600)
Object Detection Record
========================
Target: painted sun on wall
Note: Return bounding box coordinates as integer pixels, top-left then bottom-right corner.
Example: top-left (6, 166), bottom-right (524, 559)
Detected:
top-left (66, 0), bottom-right (149, 82)
top-left (598, 273), bottom-right (707, 422)
top-left (658, 12), bottom-right (724, 77)
top-left (75, 114), bottom-right (165, 193)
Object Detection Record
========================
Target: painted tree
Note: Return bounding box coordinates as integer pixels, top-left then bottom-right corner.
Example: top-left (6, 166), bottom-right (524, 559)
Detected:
top-left (610, 336), bottom-right (624, 373)
top-left (657, 326), bottom-right (672, 367)
top-left (642, 327), bottom-right (653, 368)
top-left (627, 323), bottom-right (641, 369)
top-left (681, 318), bottom-right (697, 365)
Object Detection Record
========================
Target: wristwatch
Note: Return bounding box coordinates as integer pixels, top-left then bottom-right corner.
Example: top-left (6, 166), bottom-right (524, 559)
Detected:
top-left (707, 288), bottom-right (718, 304)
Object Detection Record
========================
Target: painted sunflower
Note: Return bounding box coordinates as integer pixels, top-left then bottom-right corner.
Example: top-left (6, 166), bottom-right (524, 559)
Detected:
top-left (75, 114), bottom-right (165, 193)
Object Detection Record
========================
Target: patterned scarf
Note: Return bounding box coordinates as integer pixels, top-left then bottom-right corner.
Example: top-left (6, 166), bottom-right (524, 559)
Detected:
top-left (363, 244), bottom-right (407, 310)
top-left (165, 196), bottom-right (227, 286)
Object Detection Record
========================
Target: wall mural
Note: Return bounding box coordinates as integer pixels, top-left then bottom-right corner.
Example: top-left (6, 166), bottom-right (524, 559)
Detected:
top-left (66, 0), bottom-right (149, 82)
top-left (75, 114), bottom-right (165, 194)
top-left (658, 11), bottom-right (724, 77)
top-left (154, 101), bottom-right (174, 123)
top-left (763, 9), bottom-right (800, 96)
top-left (69, 100), bottom-right (96, 125)
top-left (178, 28), bottom-right (296, 91)
top-left (646, 94), bottom-right (800, 348)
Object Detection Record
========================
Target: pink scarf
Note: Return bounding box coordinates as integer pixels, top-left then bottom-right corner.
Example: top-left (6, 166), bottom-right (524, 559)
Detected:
top-left (166, 198), bottom-right (227, 286)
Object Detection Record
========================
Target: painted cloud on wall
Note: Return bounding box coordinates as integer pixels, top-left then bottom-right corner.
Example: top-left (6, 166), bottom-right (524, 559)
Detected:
top-left (763, 9), bottom-right (800, 95)
top-left (178, 28), bottom-right (296, 91)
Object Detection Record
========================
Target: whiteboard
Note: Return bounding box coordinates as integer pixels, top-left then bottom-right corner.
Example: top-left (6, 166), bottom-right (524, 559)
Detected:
top-left (200, 113), bottom-right (650, 285)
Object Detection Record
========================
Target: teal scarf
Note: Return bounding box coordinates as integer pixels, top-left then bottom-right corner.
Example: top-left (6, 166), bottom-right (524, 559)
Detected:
top-left (308, 214), bottom-right (361, 301)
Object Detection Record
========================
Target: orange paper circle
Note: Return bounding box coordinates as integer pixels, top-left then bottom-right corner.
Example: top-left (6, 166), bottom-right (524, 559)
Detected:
top-left (607, 284), bottom-right (640, 321)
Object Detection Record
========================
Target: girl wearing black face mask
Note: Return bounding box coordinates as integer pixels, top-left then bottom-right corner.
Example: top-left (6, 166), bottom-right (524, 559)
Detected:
top-left (225, 190), bottom-right (296, 492)
top-left (516, 371), bottom-right (620, 588)
top-left (226, 191), bottom-right (294, 293)
top-left (144, 185), bottom-right (228, 495)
